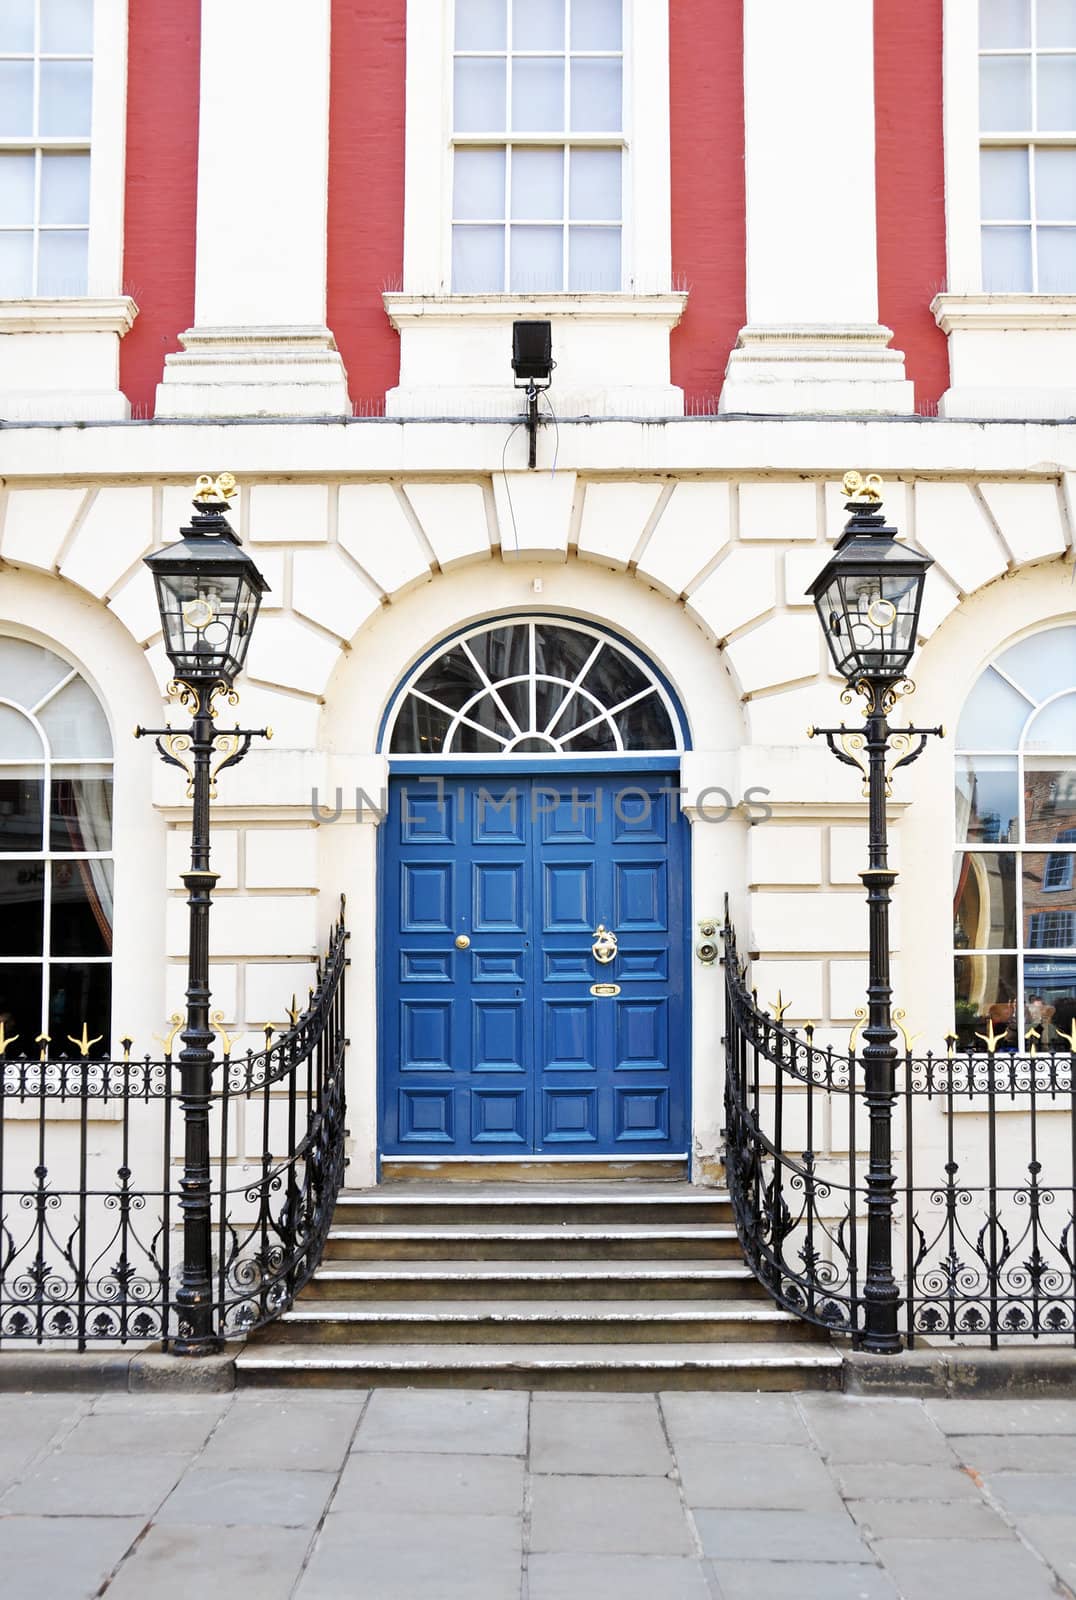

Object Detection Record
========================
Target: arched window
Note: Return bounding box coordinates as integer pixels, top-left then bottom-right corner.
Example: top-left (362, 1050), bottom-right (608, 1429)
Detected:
top-left (387, 617), bottom-right (684, 755)
top-left (0, 638), bottom-right (113, 1059)
top-left (953, 624), bottom-right (1076, 1050)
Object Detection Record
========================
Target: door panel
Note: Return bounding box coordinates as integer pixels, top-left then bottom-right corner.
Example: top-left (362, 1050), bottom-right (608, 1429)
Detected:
top-left (380, 772), bottom-right (688, 1156)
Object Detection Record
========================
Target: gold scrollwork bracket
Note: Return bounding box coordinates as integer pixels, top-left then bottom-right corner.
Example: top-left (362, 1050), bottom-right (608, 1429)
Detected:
top-left (0, 1022), bottom-right (18, 1057)
top-left (849, 1006), bottom-right (868, 1055)
top-left (808, 722), bottom-right (870, 795)
top-left (154, 1014), bottom-right (185, 1061)
top-left (893, 1007), bottom-right (923, 1057)
top-left (210, 1010), bottom-right (240, 1059)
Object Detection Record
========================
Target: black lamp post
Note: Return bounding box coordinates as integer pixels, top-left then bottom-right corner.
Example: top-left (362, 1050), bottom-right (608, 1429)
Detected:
top-left (137, 474), bottom-right (270, 1356)
top-left (807, 472), bottom-right (941, 1355)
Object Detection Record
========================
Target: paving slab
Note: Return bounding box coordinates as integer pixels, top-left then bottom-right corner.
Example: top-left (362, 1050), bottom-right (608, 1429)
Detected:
top-left (873, 1536), bottom-right (1062, 1600)
top-left (660, 1391), bottom-right (810, 1447)
top-left (926, 1398), bottom-right (1076, 1435)
top-left (529, 1473), bottom-right (693, 1555)
top-left (798, 1395), bottom-right (953, 1465)
top-left (527, 1552), bottom-right (711, 1600)
top-left (848, 1496), bottom-right (1013, 1539)
top-left (949, 1433), bottom-right (1076, 1472)
top-left (332, 1449), bottom-right (525, 1517)
top-left (827, 1462), bottom-right (983, 1501)
top-left (0, 1514), bottom-right (144, 1600)
top-left (0, 1449), bottom-right (184, 1516)
top-left (198, 1396), bottom-right (360, 1470)
top-left (707, 1560), bottom-right (899, 1599)
top-left (694, 1507), bottom-right (871, 1563)
top-left (60, 1404), bottom-right (220, 1455)
top-left (982, 1469), bottom-right (1076, 1516)
top-left (354, 1388), bottom-right (528, 1455)
top-left (296, 1510), bottom-right (522, 1600)
top-left (529, 1395), bottom-right (671, 1476)
top-left (1015, 1515), bottom-right (1076, 1588)
top-left (90, 1392), bottom-right (232, 1418)
top-left (156, 1466), bottom-right (336, 1529)
top-left (102, 1522), bottom-right (311, 1600)
top-left (675, 1441), bottom-right (843, 1511)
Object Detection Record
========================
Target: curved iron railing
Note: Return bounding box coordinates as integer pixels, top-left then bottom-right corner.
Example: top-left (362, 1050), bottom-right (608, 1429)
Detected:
top-left (0, 904), bottom-right (347, 1348)
top-left (723, 915), bottom-right (1076, 1347)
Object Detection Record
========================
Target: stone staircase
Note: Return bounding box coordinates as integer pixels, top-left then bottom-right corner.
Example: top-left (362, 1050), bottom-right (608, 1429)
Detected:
top-left (236, 1185), bottom-right (841, 1391)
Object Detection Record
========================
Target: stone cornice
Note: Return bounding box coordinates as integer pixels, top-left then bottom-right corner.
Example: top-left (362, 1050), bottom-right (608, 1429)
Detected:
top-left (0, 297), bottom-right (138, 336)
top-left (931, 293), bottom-right (1076, 334)
top-left (383, 292), bottom-right (689, 330)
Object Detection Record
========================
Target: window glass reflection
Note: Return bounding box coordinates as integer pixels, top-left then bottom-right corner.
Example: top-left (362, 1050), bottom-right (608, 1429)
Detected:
top-left (50, 858), bottom-right (113, 957)
top-left (953, 851), bottom-right (1017, 949)
top-left (0, 860), bottom-right (44, 956)
top-left (956, 755), bottom-right (1018, 842)
top-left (954, 953), bottom-right (1019, 1049)
top-left (0, 776), bottom-right (44, 853)
top-left (48, 962), bottom-right (111, 1059)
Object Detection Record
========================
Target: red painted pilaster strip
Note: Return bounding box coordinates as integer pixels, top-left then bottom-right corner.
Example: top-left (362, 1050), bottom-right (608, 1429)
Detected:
top-left (119, 0), bottom-right (201, 418)
top-left (669, 0), bottom-right (746, 411)
top-left (874, 0), bottom-right (949, 411)
top-left (328, 0), bottom-right (406, 411)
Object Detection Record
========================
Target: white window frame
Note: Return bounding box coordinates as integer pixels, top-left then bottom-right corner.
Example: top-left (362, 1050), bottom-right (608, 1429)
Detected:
top-left (943, 0), bottom-right (1076, 295)
top-left (402, 0), bottom-right (671, 297)
top-left (0, 0), bottom-right (128, 304)
top-left (0, 643), bottom-right (115, 1054)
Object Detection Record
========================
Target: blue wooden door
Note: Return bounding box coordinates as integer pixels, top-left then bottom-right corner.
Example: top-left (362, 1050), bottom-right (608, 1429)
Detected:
top-left (379, 772), bottom-right (688, 1156)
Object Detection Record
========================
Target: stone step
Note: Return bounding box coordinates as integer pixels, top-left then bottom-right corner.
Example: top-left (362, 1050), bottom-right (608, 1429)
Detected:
top-left (323, 1224), bottom-right (743, 1262)
top-left (236, 1340), bottom-right (842, 1392)
top-left (379, 1157), bottom-right (692, 1184)
top-left (258, 1298), bottom-right (820, 1345)
top-left (302, 1258), bottom-right (767, 1302)
top-left (332, 1187), bottom-right (732, 1228)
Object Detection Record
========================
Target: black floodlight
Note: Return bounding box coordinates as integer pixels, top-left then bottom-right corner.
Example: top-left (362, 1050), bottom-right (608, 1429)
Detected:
top-left (511, 320), bottom-right (553, 387)
top-left (145, 474), bottom-right (270, 685)
top-left (807, 472), bottom-right (933, 684)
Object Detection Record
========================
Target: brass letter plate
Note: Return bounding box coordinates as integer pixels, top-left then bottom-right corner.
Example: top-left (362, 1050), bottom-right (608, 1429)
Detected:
top-left (589, 982), bottom-right (621, 997)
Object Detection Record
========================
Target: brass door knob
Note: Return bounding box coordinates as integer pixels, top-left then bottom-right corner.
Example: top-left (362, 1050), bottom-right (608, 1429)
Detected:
top-left (455, 934), bottom-right (471, 950)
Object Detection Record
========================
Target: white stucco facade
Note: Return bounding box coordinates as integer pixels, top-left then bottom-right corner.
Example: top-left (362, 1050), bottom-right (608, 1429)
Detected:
top-left (1, 416), bottom-right (1072, 1181)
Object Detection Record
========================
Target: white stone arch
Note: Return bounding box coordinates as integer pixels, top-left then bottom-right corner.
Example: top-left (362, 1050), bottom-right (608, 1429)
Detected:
top-left (0, 567), bottom-right (167, 1054)
top-left (316, 558), bottom-right (747, 1183)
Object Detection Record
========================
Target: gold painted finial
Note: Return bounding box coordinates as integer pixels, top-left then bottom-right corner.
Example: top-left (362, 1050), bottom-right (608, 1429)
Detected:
top-left (769, 992), bottom-right (791, 1023)
top-left (67, 1022), bottom-right (104, 1058)
top-left (842, 470), bottom-right (884, 505)
top-left (975, 1018), bottom-right (1008, 1055)
top-left (194, 472), bottom-right (238, 505)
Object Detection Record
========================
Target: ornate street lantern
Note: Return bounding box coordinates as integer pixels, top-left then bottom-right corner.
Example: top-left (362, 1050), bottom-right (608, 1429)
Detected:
top-left (144, 473), bottom-right (269, 684)
top-left (807, 471), bottom-right (933, 686)
top-left (138, 474), bottom-right (271, 1357)
top-left (806, 471), bottom-right (942, 1359)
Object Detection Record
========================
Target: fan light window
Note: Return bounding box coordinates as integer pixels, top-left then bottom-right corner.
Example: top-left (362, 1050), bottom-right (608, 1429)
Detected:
top-left (388, 618), bottom-right (680, 755)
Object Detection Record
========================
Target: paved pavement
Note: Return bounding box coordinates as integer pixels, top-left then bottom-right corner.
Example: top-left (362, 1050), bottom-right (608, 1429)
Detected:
top-left (0, 1388), bottom-right (1074, 1599)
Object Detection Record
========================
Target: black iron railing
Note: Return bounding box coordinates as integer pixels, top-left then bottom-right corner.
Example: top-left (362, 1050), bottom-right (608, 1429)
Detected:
top-left (0, 905), bottom-right (347, 1349)
top-left (723, 916), bottom-right (1076, 1347)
